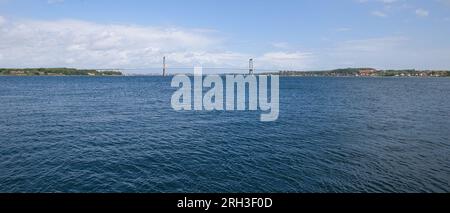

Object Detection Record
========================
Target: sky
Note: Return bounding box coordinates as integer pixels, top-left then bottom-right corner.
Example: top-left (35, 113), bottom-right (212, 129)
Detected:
top-left (0, 0), bottom-right (449, 73)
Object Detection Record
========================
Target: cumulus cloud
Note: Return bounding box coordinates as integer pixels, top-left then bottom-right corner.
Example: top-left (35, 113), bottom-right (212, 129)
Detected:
top-left (371, 10), bottom-right (387, 17)
top-left (271, 42), bottom-right (290, 49)
top-left (371, 10), bottom-right (387, 18)
top-left (0, 16), bottom-right (5, 26)
top-left (415, 9), bottom-right (429, 17)
top-left (0, 18), bottom-right (231, 69)
top-left (335, 27), bottom-right (352, 32)
top-left (257, 52), bottom-right (314, 70)
top-left (0, 17), bottom-right (315, 73)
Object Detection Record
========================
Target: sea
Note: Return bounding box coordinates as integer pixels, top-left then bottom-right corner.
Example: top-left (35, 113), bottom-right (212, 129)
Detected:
top-left (0, 76), bottom-right (449, 192)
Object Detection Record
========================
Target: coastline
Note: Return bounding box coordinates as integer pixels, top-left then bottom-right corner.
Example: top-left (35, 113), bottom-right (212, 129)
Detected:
top-left (2, 75), bottom-right (450, 78)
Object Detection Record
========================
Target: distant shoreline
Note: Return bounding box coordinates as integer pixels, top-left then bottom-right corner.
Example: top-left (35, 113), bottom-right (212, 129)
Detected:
top-left (0, 75), bottom-right (123, 77)
top-left (2, 67), bottom-right (450, 78)
top-left (271, 68), bottom-right (450, 78)
top-left (2, 75), bottom-right (449, 78)
top-left (0, 68), bottom-right (122, 76)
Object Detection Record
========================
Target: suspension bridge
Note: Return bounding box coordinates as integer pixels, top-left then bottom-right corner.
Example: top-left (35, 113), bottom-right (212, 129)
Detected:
top-left (95, 57), bottom-right (281, 76)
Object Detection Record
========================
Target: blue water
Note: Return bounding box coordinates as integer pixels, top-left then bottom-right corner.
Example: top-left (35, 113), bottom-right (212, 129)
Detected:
top-left (0, 76), bottom-right (449, 192)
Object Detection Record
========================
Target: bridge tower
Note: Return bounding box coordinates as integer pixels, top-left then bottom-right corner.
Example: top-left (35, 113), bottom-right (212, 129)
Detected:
top-left (249, 58), bottom-right (254, 75)
top-left (163, 56), bottom-right (167, 76)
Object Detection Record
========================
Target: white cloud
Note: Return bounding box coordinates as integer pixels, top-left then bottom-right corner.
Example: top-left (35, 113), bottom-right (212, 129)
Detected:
top-left (3, 16), bottom-right (446, 73)
top-left (336, 27), bottom-right (351, 32)
top-left (0, 16), bottom-right (5, 26)
top-left (323, 37), bottom-right (411, 69)
top-left (257, 52), bottom-right (314, 70)
top-left (0, 19), bottom-right (228, 69)
top-left (318, 37), bottom-right (408, 69)
top-left (317, 36), bottom-right (450, 70)
top-left (0, 18), bottom-right (314, 73)
top-left (362, 0), bottom-right (415, 19)
top-left (271, 42), bottom-right (290, 49)
top-left (335, 36), bottom-right (408, 52)
top-left (415, 9), bottom-right (429, 17)
top-left (371, 10), bottom-right (387, 17)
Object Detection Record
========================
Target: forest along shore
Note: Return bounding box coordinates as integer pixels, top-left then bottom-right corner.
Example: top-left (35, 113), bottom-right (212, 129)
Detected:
top-left (0, 68), bottom-right (122, 76)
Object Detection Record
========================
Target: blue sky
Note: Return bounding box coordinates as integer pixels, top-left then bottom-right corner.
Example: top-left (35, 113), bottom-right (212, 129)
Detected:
top-left (0, 0), bottom-right (449, 72)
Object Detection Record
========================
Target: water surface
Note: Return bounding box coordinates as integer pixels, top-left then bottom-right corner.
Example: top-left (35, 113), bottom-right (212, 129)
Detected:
top-left (0, 76), bottom-right (449, 192)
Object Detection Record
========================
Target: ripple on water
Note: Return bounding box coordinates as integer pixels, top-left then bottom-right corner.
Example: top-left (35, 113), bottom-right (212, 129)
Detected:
top-left (0, 76), bottom-right (449, 192)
